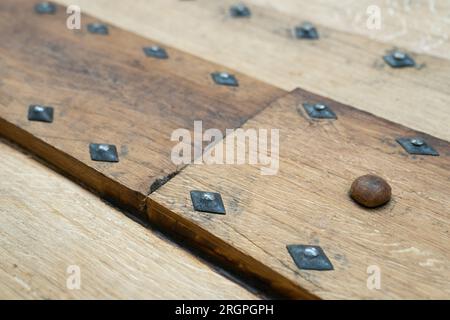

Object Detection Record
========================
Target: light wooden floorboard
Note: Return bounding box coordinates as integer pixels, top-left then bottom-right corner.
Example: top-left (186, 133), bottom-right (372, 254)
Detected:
top-left (0, 140), bottom-right (257, 299)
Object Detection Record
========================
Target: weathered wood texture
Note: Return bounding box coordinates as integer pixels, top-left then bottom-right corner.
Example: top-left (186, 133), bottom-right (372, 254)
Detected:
top-left (55, 0), bottom-right (450, 141)
top-left (2, 0), bottom-right (448, 299)
top-left (150, 89), bottom-right (450, 299)
top-left (0, 140), bottom-right (258, 299)
top-left (0, 0), bottom-right (284, 213)
top-left (249, 0), bottom-right (450, 60)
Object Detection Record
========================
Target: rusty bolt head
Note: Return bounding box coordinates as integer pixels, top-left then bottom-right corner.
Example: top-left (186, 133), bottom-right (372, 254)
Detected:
top-left (350, 175), bottom-right (391, 208)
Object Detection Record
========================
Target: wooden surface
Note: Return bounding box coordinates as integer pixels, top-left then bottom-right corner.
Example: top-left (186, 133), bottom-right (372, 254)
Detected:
top-left (1, 0), bottom-right (449, 299)
top-left (56, 0), bottom-right (450, 141)
top-left (0, 0), bottom-right (283, 213)
top-left (150, 89), bottom-right (450, 299)
top-left (247, 0), bottom-right (450, 60)
top-left (0, 139), bottom-right (257, 299)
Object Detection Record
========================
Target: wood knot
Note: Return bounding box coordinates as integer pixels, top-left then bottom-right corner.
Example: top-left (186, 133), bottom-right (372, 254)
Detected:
top-left (350, 175), bottom-right (391, 208)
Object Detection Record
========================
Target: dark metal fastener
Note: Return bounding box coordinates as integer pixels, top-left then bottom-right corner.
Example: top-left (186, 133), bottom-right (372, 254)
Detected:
top-left (230, 4), bottom-right (251, 18)
top-left (295, 22), bottom-right (319, 40)
top-left (190, 191), bottom-right (226, 215)
top-left (143, 46), bottom-right (169, 59)
top-left (87, 23), bottom-right (109, 35)
top-left (383, 51), bottom-right (415, 68)
top-left (89, 143), bottom-right (119, 162)
top-left (396, 137), bottom-right (439, 156)
top-left (35, 2), bottom-right (56, 14)
top-left (287, 245), bottom-right (334, 271)
top-left (28, 105), bottom-right (54, 123)
top-left (303, 103), bottom-right (337, 119)
top-left (350, 175), bottom-right (392, 208)
top-left (211, 72), bottom-right (239, 87)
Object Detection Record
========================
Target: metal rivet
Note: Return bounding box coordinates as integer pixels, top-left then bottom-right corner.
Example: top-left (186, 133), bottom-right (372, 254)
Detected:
top-left (35, 2), bottom-right (56, 14)
top-left (410, 138), bottom-right (424, 147)
top-left (143, 46), bottom-right (169, 59)
top-left (190, 191), bottom-right (226, 215)
top-left (304, 247), bottom-right (319, 258)
top-left (87, 23), bottom-right (109, 35)
top-left (211, 72), bottom-right (239, 87)
top-left (230, 4), bottom-right (251, 17)
top-left (384, 50), bottom-right (415, 68)
top-left (393, 51), bottom-right (406, 60)
top-left (89, 143), bottom-right (119, 162)
top-left (396, 137), bottom-right (439, 156)
top-left (202, 193), bottom-right (216, 201)
top-left (28, 105), bottom-right (54, 123)
top-left (295, 22), bottom-right (319, 40)
top-left (301, 22), bottom-right (314, 31)
top-left (98, 144), bottom-right (110, 152)
top-left (287, 245), bottom-right (334, 271)
top-left (302, 103), bottom-right (337, 120)
top-left (350, 175), bottom-right (392, 208)
top-left (314, 103), bottom-right (326, 111)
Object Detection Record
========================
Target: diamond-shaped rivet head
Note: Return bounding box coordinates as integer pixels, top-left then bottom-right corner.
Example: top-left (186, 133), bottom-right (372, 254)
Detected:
top-left (143, 46), bottom-right (169, 59)
top-left (303, 103), bottom-right (337, 119)
top-left (35, 2), bottom-right (56, 14)
top-left (383, 51), bottom-right (415, 68)
top-left (211, 72), bottom-right (239, 87)
top-left (87, 23), bottom-right (109, 35)
top-left (28, 105), bottom-right (54, 123)
top-left (230, 4), bottom-right (251, 17)
top-left (396, 137), bottom-right (439, 156)
top-left (190, 191), bottom-right (226, 215)
top-left (287, 245), bottom-right (334, 271)
top-left (295, 22), bottom-right (319, 39)
top-left (89, 143), bottom-right (119, 162)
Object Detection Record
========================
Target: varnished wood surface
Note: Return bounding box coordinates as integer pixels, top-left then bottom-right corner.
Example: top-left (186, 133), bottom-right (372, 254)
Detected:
top-left (56, 0), bottom-right (450, 141)
top-left (150, 89), bottom-right (450, 299)
top-left (0, 0), bottom-right (283, 213)
top-left (0, 140), bottom-right (258, 299)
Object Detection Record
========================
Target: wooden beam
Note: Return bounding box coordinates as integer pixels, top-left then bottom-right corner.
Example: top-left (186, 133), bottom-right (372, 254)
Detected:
top-left (55, 0), bottom-right (450, 141)
top-left (0, 140), bottom-right (258, 299)
top-left (0, 0), bottom-right (284, 213)
top-left (149, 88), bottom-right (450, 299)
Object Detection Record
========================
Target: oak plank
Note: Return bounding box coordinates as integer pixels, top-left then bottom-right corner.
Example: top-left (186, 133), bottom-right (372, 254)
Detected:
top-left (0, 140), bottom-right (258, 299)
top-left (0, 0), bottom-right (284, 212)
top-left (55, 0), bottom-right (450, 141)
top-left (250, 0), bottom-right (450, 60)
top-left (150, 89), bottom-right (450, 299)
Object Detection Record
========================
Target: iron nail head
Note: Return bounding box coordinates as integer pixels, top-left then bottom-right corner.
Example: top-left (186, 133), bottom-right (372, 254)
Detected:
top-left (190, 190), bottom-right (226, 215)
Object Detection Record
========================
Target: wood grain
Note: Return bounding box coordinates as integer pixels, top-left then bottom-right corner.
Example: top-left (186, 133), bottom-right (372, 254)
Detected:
top-left (250, 0), bottom-right (450, 60)
top-left (150, 89), bottom-right (450, 299)
top-left (0, 140), bottom-right (258, 299)
top-left (0, 0), bottom-right (283, 213)
top-left (55, 0), bottom-right (450, 141)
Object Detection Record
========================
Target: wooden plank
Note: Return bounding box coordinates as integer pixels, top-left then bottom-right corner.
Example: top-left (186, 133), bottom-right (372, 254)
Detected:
top-left (0, 139), bottom-right (258, 299)
top-left (0, 0), bottom-right (284, 213)
top-left (149, 89), bottom-right (450, 299)
top-left (55, 0), bottom-right (450, 141)
top-left (249, 0), bottom-right (450, 60)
